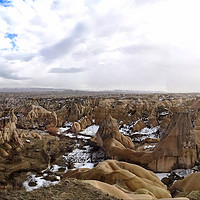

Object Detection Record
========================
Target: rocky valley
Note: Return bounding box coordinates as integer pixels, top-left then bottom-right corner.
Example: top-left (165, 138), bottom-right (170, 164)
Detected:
top-left (1, 90), bottom-right (200, 199)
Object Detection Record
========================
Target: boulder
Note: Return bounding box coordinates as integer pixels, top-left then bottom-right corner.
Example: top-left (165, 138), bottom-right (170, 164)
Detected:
top-left (4, 143), bottom-right (12, 149)
top-left (143, 137), bottom-right (160, 144)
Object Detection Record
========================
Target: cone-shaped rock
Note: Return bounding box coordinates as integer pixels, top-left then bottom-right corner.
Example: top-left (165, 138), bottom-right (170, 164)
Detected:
top-left (148, 112), bottom-right (197, 172)
top-left (95, 114), bottom-right (134, 158)
top-left (93, 113), bottom-right (198, 172)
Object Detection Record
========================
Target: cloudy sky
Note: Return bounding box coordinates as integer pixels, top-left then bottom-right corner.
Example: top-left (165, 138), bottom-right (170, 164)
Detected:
top-left (0, 0), bottom-right (200, 92)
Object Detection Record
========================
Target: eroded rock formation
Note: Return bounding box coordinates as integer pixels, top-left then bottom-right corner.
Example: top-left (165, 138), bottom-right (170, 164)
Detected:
top-left (20, 105), bottom-right (57, 129)
top-left (93, 114), bottom-right (134, 159)
top-left (63, 159), bottom-right (171, 199)
top-left (149, 112), bottom-right (197, 172)
top-left (93, 113), bottom-right (198, 172)
top-left (0, 110), bottom-right (23, 150)
top-left (1, 92), bottom-right (200, 198)
top-left (0, 130), bottom-right (70, 190)
top-left (170, 172), bottom-right (200, 193)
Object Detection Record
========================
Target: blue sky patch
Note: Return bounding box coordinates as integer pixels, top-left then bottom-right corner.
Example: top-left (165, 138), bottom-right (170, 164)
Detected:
top-left (0, 0), bottom-right (12, 7)
top-left (5, 32), bottom-right (17, 49)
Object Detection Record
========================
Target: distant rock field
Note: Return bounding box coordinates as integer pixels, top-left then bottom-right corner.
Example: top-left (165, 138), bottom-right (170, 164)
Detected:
top-left (1, 91), bottom-right (200, 199)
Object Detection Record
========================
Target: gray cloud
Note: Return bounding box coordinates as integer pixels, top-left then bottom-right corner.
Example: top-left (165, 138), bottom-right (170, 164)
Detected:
top-left (134, 0), bottom-right (168, 6)
top-left (49, 67), bottom-right (87, 73)
top-left (94, 12), bottom-right (124, 38)
top-left (40, 22), bottom-right (87, 61)
top-left (118, 44), bottom-right (169, 56)
top-left (5, 53), bottom-right (35, 62)
top-left (0, 61), bottom-right (30, 80)
top-left (0, 68), bottom-right (25, 80)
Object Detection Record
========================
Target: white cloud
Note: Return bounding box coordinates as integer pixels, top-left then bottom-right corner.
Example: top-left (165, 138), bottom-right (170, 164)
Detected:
top-left (0, 0), bottom-right (200, 92)
top-left (0, 33), bottom-right (12, 49)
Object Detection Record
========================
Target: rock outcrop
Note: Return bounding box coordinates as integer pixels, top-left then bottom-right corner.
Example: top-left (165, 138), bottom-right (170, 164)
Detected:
top-left (170, 172), bottom-right (200, 194)
top-left (17, 105), bottom-right (57, 129)
top-left (0, 130), bottom-right (70, 190)
top-left (149, 112), bottom-right (197, 172)
top-left (137, 112), bottom-right (197, 172)
top-left (71, 122), bottom-right (81, 134)
top-left (133, 120), bottom-right (146, 132)
top-left (84, 180), bottom-right (132, 199)
top-left (70, 116), bottom-right (92, 134)
top-left (0, 110), bottom-right (23, 148)
top-left (93, 114), bottom-right (134, 159)
top-left (93, 113), bottom-right (198, 172)
top-left (63, 159), bottom-right (171, 199)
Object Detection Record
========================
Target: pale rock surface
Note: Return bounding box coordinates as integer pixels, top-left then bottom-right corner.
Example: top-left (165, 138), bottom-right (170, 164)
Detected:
top-left (26, 105), bottom-right (57, 128)
top-left (94, 114), bottom-right (134, 159)
top-left (0, 110), bottom-right (23, 148)
top-left (84, 180), bottom-right (132, 199)
top-left (63, 160), bottom-right (171, 199)
top-left (170, 172), bottom-right (200, 193)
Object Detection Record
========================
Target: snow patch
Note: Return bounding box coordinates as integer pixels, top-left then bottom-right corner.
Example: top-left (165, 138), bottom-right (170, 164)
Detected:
top-left (143, 144), bottom-right (156, 150)
top-left (80, 125), bottom-right (99, 136)
top-left (63, 145), bottom-right (94, 170)
top-left (50, 165), bottom-right (60, 173)
top-left (134, 126), bottom-right (160, 136)
top-left (160, 111), bottom-right (169, 116)
top-left (74, 163), bottom-right (94, 169)
top-left (57, 122), bottom-right (72, 135)
top-left (23, 173), bottom-right (60, 192)
top-left (156, 173), bottom-right (169, 180)
top-left (119, 122), bottom-right (161, 142)
top-left (172, 168), bottom-right (198, 177)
